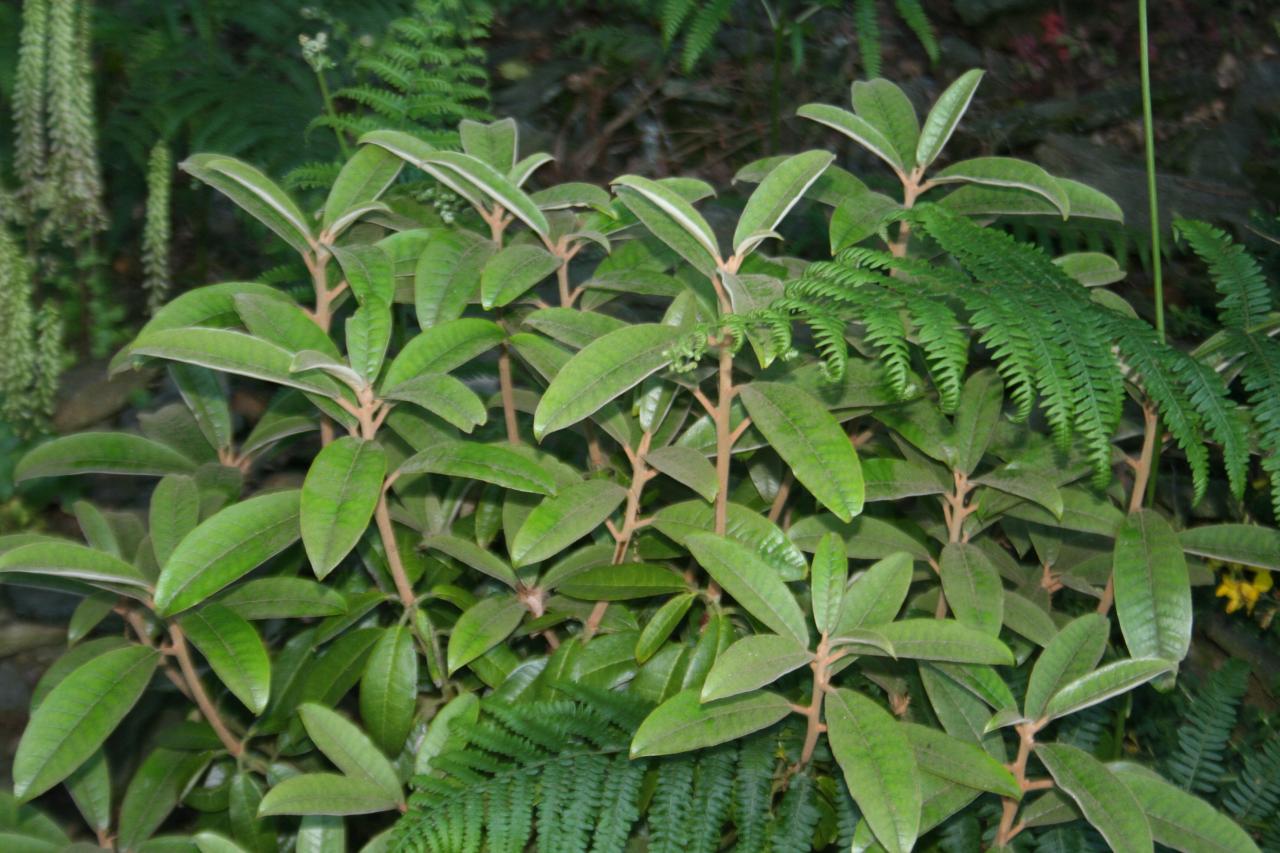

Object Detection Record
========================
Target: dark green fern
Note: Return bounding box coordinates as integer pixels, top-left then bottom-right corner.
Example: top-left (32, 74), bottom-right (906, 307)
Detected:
top-left (1164, 660), bottom-right (1249, 794)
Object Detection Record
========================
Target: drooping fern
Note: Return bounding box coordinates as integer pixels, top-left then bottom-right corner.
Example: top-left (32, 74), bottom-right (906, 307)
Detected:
top-left (394, 684), bottom-right (833, 853)
top-left (1164, 660), bottom-right (1249, 794)
top-left (1221, 732), bottom-right (1280, 833)
top-left (1178, 219), bottom-right (1280, 518)
top-left (776, 205), bottom-right (1251, 499)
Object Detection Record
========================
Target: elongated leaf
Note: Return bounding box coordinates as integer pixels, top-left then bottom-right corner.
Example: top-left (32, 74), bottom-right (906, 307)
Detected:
top-left (460, 118), bottom-right (517, 171)
top-left (182, 154), bottom-right (313, 255)
top-left (179, 603), bottom-right (271, 714)
top-left (398, 441), bottom-right (556, 495)
top-left (701, 634), bottom-right (812, 702)
top-left (1178, 524), bottom-right (1280, 571)
top-left (643, 445), bottom-right (718, 503)
top-left (901, 723), bottom-right (1020, 798)
top-left (324, 145), bottom-right (402, 229)
top-left (738, 383), bottom-right (864, 522)
top-left (932, 157), bottom-right (1070, 217)
top-left (383, 373), bottom-right (486, 432)
top-left (613, 175), bottom-right (721, 266)
top-left (811, 532), bottom-right (848, 636)
top-left (797, 104), bottom-right (906, 174)
top-left (871, 619), bottom-right (1014, 665)
top-left (64, 749), bottom-right (111, 835)
top-left (732, 151), bottom-right (834, 255)
top-left (297, 814), bottom-right (346, 853)
top-left (686, 533), bottom-right (809, 646)
top-left (381, 318), bottom-right (505, 390)
top-left (13, 645), bottom-right (159, 801)
top-left (1001, 591), bottom-right (1059, 647)
top-left (219, 577), bottom-right (346, 620)
top-left (154, 490), bottom-right (302, 615)
top-left (131, 328), bottom-right (339, 397)
top-left (833, 552), bottom-right (914, 635)
top-left (1114, 510), bottom-right (1191, 667)
top-left (939, 542), bottom-right (1003, 636)
top-left (826, 687), bottom-right (921, 853)
top-left (1109, 761), bottom-right (1259, 853)
top-left (117, 747), bottom-right (212, 849)
top-left (915, 69), bottom-right (984, 168)
top-left (0, 541), bottom-right (151, 595)
top-left (258, 774), bottom-right (400, 816)
top-left (1036, 743), bottom-right (1153, 853)
top-left (1044, 658), bottom-right (1173, 720)
top-left (534, 323), bottom-right (682, 439)
top-left (940, 178), bottom-right (1124, 221)
top-left (422, 535), bottom-right (518, 589)
top-left (926, 662), bottom-right (1017, 713)
top-left (524, 307), bottom-right (626, 348)
top-left (630, 688), bottom-right (791, 757)
top-left (360, 625), bottom-right (418, 756)
top-left (413, 229), bottom-right (492, 329)
top-left (652, 500), bottom-right (807, 581)
top-left (557, 563), bottom-right (688, 600)
top-left (298, 704), bottom-right (401, 800)
top-left (150, 474), bottom-right (200, 567)
top-left (480, 243), bottom-right (560, 309)
top-left (851, 78), bottom-right (920, 170)
top-left (17, 433), bottom-right (196, 481)
top-left (301, 438), bottom-right (386, 579)
top-left (635, 592), bottom-right (696, 663)
top-left (447, 595), bottom-right (526, 674)
top-left (170, 363), bottom-right (233, 452)
top-left (509, 480), bottom-right (626, 567)
top-left (1024, 613), bottom-right (1108, 721)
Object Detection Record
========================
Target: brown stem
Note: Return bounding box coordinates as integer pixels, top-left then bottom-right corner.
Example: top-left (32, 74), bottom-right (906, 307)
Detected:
top-left (767, 471), bottom-right (794, 523)
top-left (1128, 402), bottom-right (1159, 514)
top-left (169, 624), bottom-right (243, 757)
top-left (119, 606), bottom-right (192, 700)
top-left (375, 491), bottom-right (418, 612)
top-left (498, 345), bottom-right (521, 445)
top-left (556, 255), bottom-right (572, 307)
top-left (889, 170), bottom-right (929, 258)
top-left (586, 433), bottom-right (656, 641)
top-left (791, 635), bottom-right (833, 774)
top-left (714, 344), bottom-right (736, 536)
top-left (995, 721), bottom-right (1045, 847)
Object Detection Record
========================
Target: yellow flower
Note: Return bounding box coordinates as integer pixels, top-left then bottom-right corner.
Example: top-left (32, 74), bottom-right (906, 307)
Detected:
top-left (1216, 568), bottom-right (1274, 615)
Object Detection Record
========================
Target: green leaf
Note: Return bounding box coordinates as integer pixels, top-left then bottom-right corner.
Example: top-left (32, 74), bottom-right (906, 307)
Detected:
top-left (323, 145), bottom-right (402, 230)
top-left (1178, 524), bottom-right (1280, 571)
top-left (851, 78), bottom-right (920, 171)
top-left (901, 723), bottom-right (1020, 799)
top-left (460, 118), bottom-right (517, 171)
top-left (531, 181), bottom-right (611, 210)
top-left (524, 307), bottom-right (626, 348)
top-left (974, 464), bottom-right (1063, 520)
top-left (67, 592), bottom-right (116, 643)
top-left (931, 157), bottom-right (1071, 217)
top-left (179, 603), bottom-right (271, 714)
top-left (509, 480), bottom-right (626, 567)
top-left (738, 382), bottom-right (864, 522)
top-left (939, 542), bottom-right (1004, 636)
top-left (557, 563), bottom-right (689, 601)
top-left (612, 175), bottom-right (722, 273)
top-left (926, 663), bottom-right (1017, 713)
top-left (732, 150), bottom-right (834, 256)
top-left (1001, 591), bottom-right (1060, 647)
top-left (630, 688), bottom-right (791, 757)
top-left (257, 774), bottom-right (400, 816)
top-left (939, 178), bottom-right (1124, 221)
top-left (154, 490), bottom-right (302, 616)
top-left (701, 634), bottom-right (812, 702)
top-left (830, 189), bottom-right (903, 251)
top-left (1109, 761), bottom-right (1260, 853)
top-left (301, 438), bottom-right (386, 579)
top-left (951, 369), bottom-right (1003, 475)
top-left (64, 749), bottom-right (111, 835)
top-left (447, 594), bottom-right (526, 674)
top-left (182, 154), bottom-right (313, 256)
top-left (413, 229), bottom-right (492, 329)
top-left (17, 433), bottom-right (197, 481)
top-left (171, 364), bottom-right (233, 452)
top-left (297, 815), bottom-right (346, 853)
top-left (789, 512), bottom-right (932, 562)
top-left (1044, 658), bottom-right (1173, 721)
top-left (1055, 252), bottom-right (1126, 287)
top-left (811, 532), bottom-right (848, 636)
top-left (345, 304), bottom-right (393, 384)
top-left (360, 625), bottom-right (418, 756)
top-left (0, 540), bottom-right (151, 596)
top-left (1113, 510), bottom-right (1192, 667)
top-left (150, 474), bottom-right (200, 567)
top-left (422, 535), bottom-right (519, 589)
top-left (872, 619), bottom-right (1015, 665)
top-left (117, 748), bottom-right (212, 849)
top-left (651, 500), bottom-right (807, 581)
top-left (643, 445), bottom-right (718, 503)
top-left (832, 552), bottom-right (914, 635)
top-left (130, 328), bottom-right (340, 397)
top-left (534, 323), bottom-right (682, 439)
top-left (797, 104), bottom-right (906, 174)
top-left (826, 687), bottom-right (921, 853)
top-left (332, 244), bottom-right (394, 308)
top-left (414, 692), bottom-right (480, 776)
top-left (13, 645), bottom-right (159, 801)
top-left (686, 533), bottom-right (809, 646)
top-left (383, 373), bottom-right (486, 433)
top-left (219, 577), bottom-right (346, 620)
top-left (297, 703), bottom-right (401, 800)
top-left (1024, 613), bottom-right (1108, 721)
top-left (398, 441), bottom-right (556, 495)
top-left (1036, 743), bottom-right (1153, 853)
top-left (915, 69), bottom-right (984, 168)
top-left (635, 592), bottom-right (696, 664)
top-left (380, 318), bottom-right (505, 390)
top-left (480, 244), bottom-right (560, 309)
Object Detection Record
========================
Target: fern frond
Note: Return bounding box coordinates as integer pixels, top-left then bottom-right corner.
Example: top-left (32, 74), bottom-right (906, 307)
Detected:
top-left (854, 0), bottom-right (882, 78)
top-left (1177, 219), bottom-right (1272, 331)
top-left (894, 0), bottom-right (939, 63)
top-left (1222, 732), bottom-right (1280, 827)
top-left (1165, 660), bottom-right (1248, 795)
